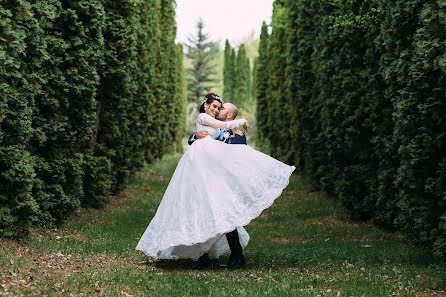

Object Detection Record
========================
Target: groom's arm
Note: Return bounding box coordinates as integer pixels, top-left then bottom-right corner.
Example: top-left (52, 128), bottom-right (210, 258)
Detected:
top-left (187, 134), bottom-right (196, 145)
top-left (188, 130), bottom-right (209, 145)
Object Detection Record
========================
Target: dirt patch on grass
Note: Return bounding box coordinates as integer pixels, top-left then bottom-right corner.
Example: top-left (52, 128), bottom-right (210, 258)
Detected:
top-left (109, 193), bottom-right (135, 211)
top-left (135, 171), bottom-right (171, 182)
top-left (305, 215), bottom-right (400, 242)
top-left (0, 238), bottom-right (146, 296)
top-left (269, 236), bottom-right (308, 244)
top-left (307, 215), bottom-right (371, 228)
top-left (32, 228), bottom-right (91, 244)
top-left (67, 208), bottom-right (110, 226)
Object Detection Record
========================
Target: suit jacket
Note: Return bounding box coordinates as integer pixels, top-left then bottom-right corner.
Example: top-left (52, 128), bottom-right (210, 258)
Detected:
top-left (188, 129), bottom-right (247, 145)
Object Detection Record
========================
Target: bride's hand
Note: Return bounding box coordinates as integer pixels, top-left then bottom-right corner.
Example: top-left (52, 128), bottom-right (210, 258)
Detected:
top-left (243, 121), bottom-right (249, 134)
top-left (196, 130), bottom-right (209, 139)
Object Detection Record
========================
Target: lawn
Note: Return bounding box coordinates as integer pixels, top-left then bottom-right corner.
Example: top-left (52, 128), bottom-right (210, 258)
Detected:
top-left (1, 153), bottom-right (445, 296)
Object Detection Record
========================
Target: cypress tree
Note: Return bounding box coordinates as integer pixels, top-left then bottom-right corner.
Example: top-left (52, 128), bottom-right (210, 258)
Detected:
top-left (173, 44), bottom-right (187, 153)
top-left (185, 19), bottom-right (217, 103)
top-left (143, 0), bottom-right (162, 163)
top-left (255, 21), bottom-right (270, 151)
top-left (32, 0), bottom-right (106, 224)
top-left (95, 1), bottom-right (139, 194)
top-left (0, 0), bottom-right (184, 235)
top-left (265, 0), bottom-right (292, 161)
top-left (230, 48), bottom-right (236, 100)
top-left (251, 57), bottom-right (258, 103)
top-left (223, 39), bottom-right (235, 101)
top-left (233, 44), bottom-right (251, 107)
top-left (0, 2), bottom-right (39, 235)
top-left (160, 0), bottom-right (180, 155)
top-left (379, 0), bottom-right (446, 256)
top-left (259, 0), bottom-right (446, 257)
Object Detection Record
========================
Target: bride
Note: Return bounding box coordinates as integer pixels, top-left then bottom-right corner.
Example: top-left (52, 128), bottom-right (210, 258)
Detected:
top-left (135, 93), bottom-right (295, 267)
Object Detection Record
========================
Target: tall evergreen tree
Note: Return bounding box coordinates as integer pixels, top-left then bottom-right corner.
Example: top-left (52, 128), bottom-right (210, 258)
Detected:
top-left (251, 57), bottom-right (258, 102)
top-left (234, 44), bottom-right (251, 107)
top-left (229, 48), bottom-right (236, 100)
top-left (173, 44), bottom-right (187, 153)
top-left (185, 19), bottom-right (217, 102)
top-left (255, 21), bottom-right (270, 151)
top-left (223, 39), bottom-right (235, 101)
top-left (160, 0), bottom-right (180, 155)
top-left (265, 0), bottom-right (292, 160)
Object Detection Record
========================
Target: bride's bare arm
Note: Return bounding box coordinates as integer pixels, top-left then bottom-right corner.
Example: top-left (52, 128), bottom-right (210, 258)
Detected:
top-left (198, 113), bottom-right (247, 130)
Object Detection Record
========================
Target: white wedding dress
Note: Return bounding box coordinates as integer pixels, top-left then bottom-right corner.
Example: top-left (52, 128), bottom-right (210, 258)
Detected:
top-left (136, 113), bottom-right (296, 260)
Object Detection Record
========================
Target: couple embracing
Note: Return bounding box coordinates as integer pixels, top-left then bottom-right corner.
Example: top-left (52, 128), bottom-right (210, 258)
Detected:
top-left (136, 93), bottom-right (295, 269)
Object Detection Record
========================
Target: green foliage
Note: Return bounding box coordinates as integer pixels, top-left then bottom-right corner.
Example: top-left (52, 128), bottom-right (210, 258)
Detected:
top-left (0, 0), bottom-right (184, 235)
top-left (223, 39), bottom-right (235, 101)
top-left (82, 154), bottom-right (112, 208)
top-left (222, 42), bottom-right (252, 107)
top-left (257, 0), bottom-right (446, 258)
top-left (0, 1), bottom-right (38, 235)
top-left (265, 0), bottom-right (295, 162)
top-left (95, 0), bottom-right (140, 193)
top-left (379, 0), bottom-right (446, 258)
top-left (185, 19), bottom-right (217, 103)
top-left (233, 44), bottom-right (251, 107)
top-left (255, 22), bottom-right (271, 152)
top-left (251, 57), bottom-right (258, 103)
top-left (173, 44), bottom-right (187, 153)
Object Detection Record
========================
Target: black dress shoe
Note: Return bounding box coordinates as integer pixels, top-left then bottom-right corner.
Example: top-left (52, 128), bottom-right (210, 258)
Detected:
top-left (192, 253), bottom-right (209, 270)
top-left (227, 255), bottom-right (246, 268)
top-left (192, 261), bottom-right (209, 270)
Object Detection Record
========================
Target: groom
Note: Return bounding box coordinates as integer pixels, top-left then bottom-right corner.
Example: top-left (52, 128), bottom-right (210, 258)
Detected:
top-left (188, 102), bottom-right (247, 269)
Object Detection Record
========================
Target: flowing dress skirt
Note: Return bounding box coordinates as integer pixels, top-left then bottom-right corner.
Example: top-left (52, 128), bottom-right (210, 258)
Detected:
top-left (135, 136), bottom-right (295, 260)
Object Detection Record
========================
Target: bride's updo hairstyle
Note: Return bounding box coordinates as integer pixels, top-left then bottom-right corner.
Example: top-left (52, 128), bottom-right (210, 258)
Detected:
top-left (199, 93), bottom-right (223, 113)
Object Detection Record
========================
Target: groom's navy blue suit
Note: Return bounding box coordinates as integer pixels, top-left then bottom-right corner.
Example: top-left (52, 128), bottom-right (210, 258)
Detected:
top-left (188, 128), bottom-right (247, 268)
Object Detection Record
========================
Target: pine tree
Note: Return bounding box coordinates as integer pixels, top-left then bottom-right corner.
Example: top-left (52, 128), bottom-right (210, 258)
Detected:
top-left (185, 19), bottom-right (217, 102)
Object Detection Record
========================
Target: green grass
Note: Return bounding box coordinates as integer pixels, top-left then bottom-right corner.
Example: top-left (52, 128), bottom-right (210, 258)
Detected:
top-left (1, 153), bottom-right (445, 296)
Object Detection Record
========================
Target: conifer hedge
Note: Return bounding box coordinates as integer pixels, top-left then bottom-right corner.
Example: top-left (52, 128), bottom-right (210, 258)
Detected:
top-left (257, 0), bottom-right (446, 257)
top-left (222, 41), bottom-right (251, 107)
top-left (1, 0), bottom-right (185, 235)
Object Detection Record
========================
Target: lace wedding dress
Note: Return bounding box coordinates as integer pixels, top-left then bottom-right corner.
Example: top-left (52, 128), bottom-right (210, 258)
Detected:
top-left (136, 113), bottom-right (296, 260)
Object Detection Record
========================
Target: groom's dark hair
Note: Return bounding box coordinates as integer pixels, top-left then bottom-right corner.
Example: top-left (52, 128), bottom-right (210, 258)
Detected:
top-left (199, 93), bottom-right (223, 113)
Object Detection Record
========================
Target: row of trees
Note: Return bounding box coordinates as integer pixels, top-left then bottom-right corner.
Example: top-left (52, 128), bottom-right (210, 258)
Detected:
top-left (256, 0), bottom-right (446, 258)
top-left (0, 0), bottom-right (186, 236)
top-left (223, 41), bottom-right (252, 107)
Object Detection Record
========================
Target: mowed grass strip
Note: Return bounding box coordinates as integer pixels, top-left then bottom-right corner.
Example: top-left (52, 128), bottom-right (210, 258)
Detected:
top-left (1, 153), bottom-right (445, 296)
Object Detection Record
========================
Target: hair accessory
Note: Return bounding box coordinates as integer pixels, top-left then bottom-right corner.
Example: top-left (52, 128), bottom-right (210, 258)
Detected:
top-left (201, 95), bottom-right (223, 106)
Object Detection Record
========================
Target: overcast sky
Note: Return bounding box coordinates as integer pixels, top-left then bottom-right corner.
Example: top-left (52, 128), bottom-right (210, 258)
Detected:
top-left (175, 0), bottom-right (274, 47)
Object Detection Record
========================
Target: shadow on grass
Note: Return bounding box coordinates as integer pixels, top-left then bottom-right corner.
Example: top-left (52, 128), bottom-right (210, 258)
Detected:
top-left (150, 257), bottom-right (247, 272)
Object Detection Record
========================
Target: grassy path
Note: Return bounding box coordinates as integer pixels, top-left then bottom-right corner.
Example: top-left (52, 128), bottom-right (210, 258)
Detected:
top-left (1, 154), bottom-right (445, 296)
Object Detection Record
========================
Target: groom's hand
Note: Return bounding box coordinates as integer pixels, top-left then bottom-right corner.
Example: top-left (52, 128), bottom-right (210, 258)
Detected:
top-left (196, 130), bottom-right (209, 139)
